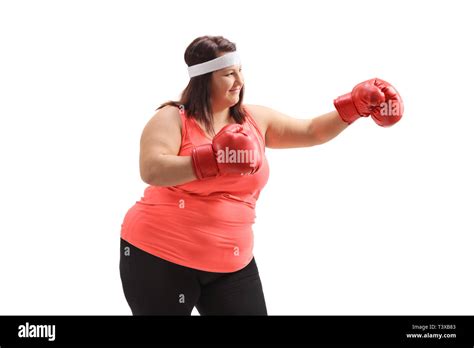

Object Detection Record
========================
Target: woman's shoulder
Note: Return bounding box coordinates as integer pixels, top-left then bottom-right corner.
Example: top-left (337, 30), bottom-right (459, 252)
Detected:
top-left (153, 104), bottom-right (183, 129)
top-left (243, 104), bottom-right (269, 135)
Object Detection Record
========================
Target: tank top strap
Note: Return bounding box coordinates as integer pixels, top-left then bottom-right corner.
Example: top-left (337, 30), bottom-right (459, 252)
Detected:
top-left (177, 105), bottom-right (186, 126)
top-left (243, 106), bottom-right (266, 147)
top-left (177, 105), bottom-right (189, 142)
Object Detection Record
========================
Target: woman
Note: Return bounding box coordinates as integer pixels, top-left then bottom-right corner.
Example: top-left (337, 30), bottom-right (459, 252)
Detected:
top-left (119, 35), bottom-right (404, 316)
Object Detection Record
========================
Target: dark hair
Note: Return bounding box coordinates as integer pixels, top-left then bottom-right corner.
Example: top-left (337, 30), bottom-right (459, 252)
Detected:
top-left (157, 35), bottom-right (246, 136)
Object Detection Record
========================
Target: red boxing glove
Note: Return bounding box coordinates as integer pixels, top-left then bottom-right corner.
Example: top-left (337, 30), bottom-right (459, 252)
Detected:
top-left (334, 78), bottom-right (404, 127)
top-left (191, 124), bottom-right (262, 180)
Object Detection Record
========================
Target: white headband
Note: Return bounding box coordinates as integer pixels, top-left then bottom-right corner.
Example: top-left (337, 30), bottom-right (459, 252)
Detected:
top-left (187, 51), bottom-right (241, 78)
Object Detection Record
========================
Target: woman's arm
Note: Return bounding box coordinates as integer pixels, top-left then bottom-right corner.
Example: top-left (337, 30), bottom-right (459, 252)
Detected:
top-left (145, 155), bottom-right (197, 187)
top-left (139, 106), bottom-right (197, 187)
top-left (307, 110), bottom-right (349, 146)
top-left (247, 104), bottom-right (348, 149)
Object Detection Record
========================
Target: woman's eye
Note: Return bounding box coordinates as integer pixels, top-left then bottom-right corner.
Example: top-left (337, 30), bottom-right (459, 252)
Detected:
top-left (226, 69), bottom-right (241, 76)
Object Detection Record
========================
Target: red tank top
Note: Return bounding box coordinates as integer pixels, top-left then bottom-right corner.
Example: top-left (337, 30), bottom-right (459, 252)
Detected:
top-left (120, 105), bottom-right (269, 272)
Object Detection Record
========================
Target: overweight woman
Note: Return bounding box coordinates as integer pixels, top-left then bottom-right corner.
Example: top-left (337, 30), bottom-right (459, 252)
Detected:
top-left (119, 35), bottom-right (404, 316)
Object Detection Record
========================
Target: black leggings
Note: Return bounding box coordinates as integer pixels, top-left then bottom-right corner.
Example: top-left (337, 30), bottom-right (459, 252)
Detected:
top-left (119, 238), bottom-right (267, 315)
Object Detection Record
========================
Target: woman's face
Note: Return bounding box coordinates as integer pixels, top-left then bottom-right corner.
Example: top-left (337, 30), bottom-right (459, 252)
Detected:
top-left (210, 64), bottom-right (244, 109)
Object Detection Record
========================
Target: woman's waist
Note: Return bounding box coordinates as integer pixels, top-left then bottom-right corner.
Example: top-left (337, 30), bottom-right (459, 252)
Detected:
top-left (136, 202), bottom-right (254, 226)
top-left (142, 186), bottom-right (257, 209)
top-left (137, 188), bottom-right (255, 224)
top-left (122, 201), bottom-right (255, 245)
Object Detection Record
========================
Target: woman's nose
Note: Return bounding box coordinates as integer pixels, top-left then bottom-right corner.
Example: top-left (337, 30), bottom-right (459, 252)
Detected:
top-left (235, 72), bottom-right (244, 84)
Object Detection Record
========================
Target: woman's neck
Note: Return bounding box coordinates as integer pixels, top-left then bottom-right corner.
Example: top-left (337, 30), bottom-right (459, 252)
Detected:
top-left (211, 106), bottom-right (232, 124)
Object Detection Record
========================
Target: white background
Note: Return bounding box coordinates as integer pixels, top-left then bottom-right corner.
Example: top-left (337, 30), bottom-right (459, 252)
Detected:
top-left (1, 0), bottom-right (473, 315)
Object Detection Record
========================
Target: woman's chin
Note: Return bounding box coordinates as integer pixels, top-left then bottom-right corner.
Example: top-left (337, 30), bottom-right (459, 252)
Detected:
top-left (228, 94), bottom-right (240, 101)
top-left (215, 94), bottom-right (240, 108)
